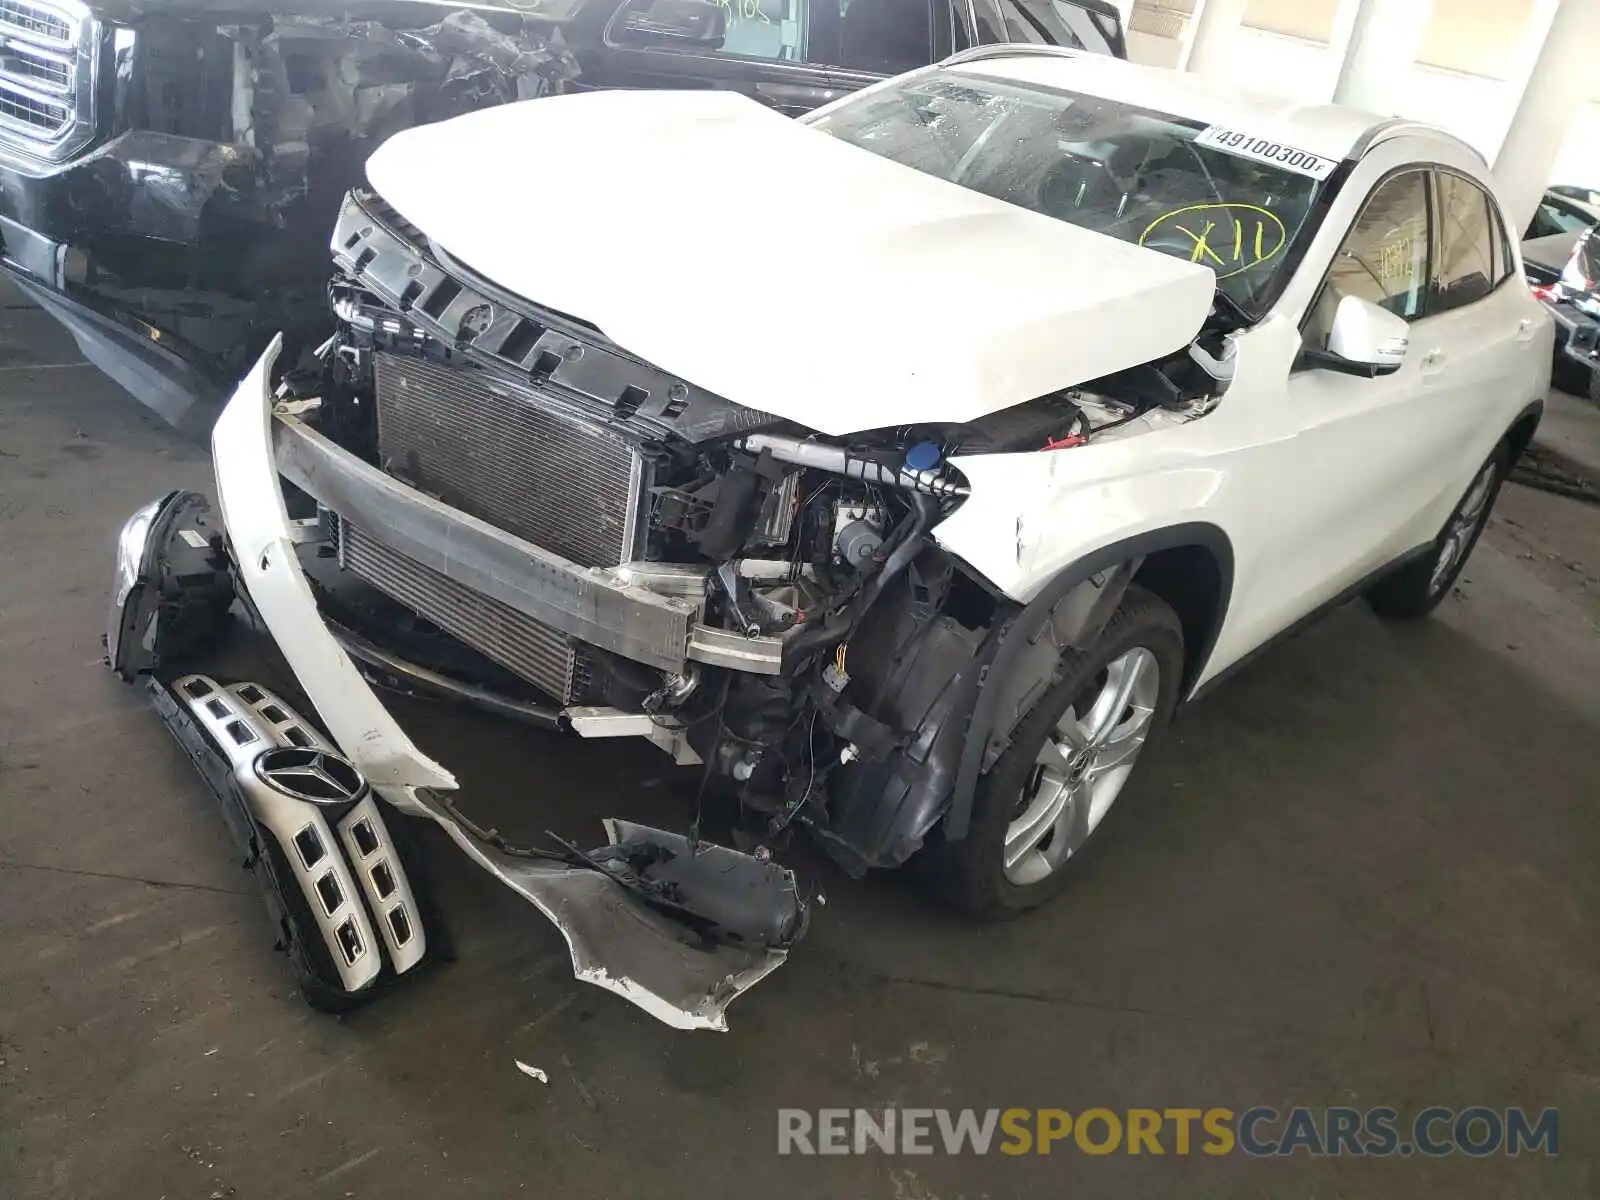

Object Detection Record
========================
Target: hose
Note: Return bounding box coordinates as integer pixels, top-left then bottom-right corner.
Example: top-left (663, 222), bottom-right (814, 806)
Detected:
top-left (734, 433), bottom-right (968, 498)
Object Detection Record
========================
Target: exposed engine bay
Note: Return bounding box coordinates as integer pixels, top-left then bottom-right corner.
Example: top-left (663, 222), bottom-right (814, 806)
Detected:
top-left (275, 188), bottom-right (1232, 878)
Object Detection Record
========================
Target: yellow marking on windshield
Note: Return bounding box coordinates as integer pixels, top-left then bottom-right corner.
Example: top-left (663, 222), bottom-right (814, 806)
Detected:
top-left (1175, 220), bottom-right (1225, 266)
top-left (1140, 203), bottom-right (1289, 280)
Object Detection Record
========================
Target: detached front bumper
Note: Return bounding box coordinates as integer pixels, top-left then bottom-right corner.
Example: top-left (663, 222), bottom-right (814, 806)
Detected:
top-left (134, 335), bottom-right (803, 1030)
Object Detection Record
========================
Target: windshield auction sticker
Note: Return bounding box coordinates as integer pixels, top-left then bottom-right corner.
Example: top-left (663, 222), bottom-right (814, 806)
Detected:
top-left (1193, 126), bottom-right (1339, 180)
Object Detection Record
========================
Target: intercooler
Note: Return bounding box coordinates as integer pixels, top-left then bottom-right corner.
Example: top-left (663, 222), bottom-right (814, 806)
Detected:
top-left (337, 518), bottom-right (597, 704)
top-left (372, 352), bottom-right (646, 568)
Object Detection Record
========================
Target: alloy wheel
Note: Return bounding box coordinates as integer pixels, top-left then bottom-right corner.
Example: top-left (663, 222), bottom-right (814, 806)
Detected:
top-left (1429, 462), bottom-right (1497, 596)
top-left (1003, 646), bottom-right (1160, 886)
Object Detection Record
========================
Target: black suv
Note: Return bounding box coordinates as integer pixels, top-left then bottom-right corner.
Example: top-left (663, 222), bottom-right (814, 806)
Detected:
top-left (0, 0), bottom-right (1124, 432)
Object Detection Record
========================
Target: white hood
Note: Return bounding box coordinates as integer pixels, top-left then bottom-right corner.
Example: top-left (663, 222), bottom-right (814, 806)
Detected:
top-left (365, 89), bottom-right (1216, 436)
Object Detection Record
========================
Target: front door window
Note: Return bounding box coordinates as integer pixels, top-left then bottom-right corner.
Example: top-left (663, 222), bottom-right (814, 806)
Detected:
top-left (1304, 169), bottom-right (1431, 350)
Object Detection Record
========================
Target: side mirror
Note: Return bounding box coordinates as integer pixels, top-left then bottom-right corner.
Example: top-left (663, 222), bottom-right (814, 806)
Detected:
top-left (1303, 295), bottom-right (1409, 378)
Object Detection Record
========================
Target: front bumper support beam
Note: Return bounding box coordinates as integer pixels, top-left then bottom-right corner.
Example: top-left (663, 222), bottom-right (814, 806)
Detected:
top-left (273, 413), bottom-right (703, 673)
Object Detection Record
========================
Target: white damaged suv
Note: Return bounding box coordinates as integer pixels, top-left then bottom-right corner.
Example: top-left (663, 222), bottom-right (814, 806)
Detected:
top-left (108, 46), bottom-right (1551, 1027)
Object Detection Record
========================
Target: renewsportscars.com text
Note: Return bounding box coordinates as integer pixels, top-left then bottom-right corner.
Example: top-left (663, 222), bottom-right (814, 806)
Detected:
top-left (777, 1106), bottom-right (1558, 1158)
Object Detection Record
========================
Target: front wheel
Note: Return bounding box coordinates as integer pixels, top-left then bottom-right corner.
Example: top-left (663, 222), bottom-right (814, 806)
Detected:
top-left (1366, 446), bottom-right (1507, 619)
top-left (928, 586), bottom-right (1184, 918)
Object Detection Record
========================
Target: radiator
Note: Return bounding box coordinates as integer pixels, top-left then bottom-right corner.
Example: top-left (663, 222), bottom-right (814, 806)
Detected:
top-left (372, 352), bottom-right (646, 568)
top-left (338, 519), bottom-right (595, 704)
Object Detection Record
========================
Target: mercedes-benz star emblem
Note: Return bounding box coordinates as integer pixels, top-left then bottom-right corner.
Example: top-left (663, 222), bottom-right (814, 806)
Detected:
top-left (254, 746), bottom-right (366, 805)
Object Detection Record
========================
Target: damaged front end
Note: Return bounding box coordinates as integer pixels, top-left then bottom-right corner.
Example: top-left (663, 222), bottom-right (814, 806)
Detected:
top-left (1, 2), bottom-right (576, 432)
top-left (104, 91), bottom-right (1236, 1022)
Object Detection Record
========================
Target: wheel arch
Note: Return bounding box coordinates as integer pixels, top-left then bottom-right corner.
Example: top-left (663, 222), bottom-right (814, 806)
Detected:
top-left (1131, 541), bottom-right (1232, 699)
top-left (1502, 399), bottom-right (1544, 468)
top-left (940, 522), bottom-right (1234, 842)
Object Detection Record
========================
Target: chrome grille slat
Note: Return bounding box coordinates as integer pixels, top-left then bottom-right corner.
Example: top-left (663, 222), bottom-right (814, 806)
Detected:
top-left (0, 0), bottom-right (71, 46)
top-left (0, 47), bottom-right (71, 93)
top-left (339, 519), bottom-right (593, 703)
top-left (373, 353), bottom-right (644, 569)
top-left (0, 89), bottom-right (65, 133)
top-left (0, 0), bottom-right (92, 161)
top-left (0, 60), bottom-right (68, 96)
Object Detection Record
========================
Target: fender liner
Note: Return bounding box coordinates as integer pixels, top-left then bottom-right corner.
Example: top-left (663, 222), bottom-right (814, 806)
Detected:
top-left (1503, 397), bottom-right (1544, 466)
top-left (940, 523), bottom-right (1234, 842)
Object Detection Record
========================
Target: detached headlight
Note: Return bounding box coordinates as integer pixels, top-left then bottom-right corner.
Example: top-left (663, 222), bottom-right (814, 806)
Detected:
top-left (112, 498), bottom-right (163, 609)
top-left (106, 490), bottom-right (231, 681)
top-left (107, 492), bottom-right (179, 675)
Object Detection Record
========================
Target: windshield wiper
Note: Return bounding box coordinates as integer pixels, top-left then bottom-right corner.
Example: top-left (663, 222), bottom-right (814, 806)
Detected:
top-left (1210, 288), bottom-right (1255, 331)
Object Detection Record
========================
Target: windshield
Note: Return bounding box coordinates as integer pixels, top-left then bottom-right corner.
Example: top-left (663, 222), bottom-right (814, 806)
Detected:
top-left (811, 73), bottom-right (1330, 313)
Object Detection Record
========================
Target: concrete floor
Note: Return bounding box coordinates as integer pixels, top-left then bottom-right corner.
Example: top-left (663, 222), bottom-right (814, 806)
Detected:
top-left (3, 291), bottom-right (1599, 1200)
top-left (1535, 385), bottom-right (1600, 480)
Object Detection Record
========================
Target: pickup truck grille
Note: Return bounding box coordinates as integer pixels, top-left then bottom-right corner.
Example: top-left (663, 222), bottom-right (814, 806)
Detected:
top-left (0, 0), bottom-right (70, 43)
top-left (0, 0), bottom-right (93, 163)
top-left (373, 352), bottom-right (647, 569)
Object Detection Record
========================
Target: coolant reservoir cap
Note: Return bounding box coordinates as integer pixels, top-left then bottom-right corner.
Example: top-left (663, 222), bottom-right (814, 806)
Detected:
top-left (905, 442), bottom-right (942, 472)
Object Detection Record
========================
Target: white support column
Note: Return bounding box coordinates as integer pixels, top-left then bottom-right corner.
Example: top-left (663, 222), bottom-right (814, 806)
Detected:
top-left (1494, 0), bottom-right (1600, 237)
top-left (1179, 0), bottom-right (1250, 77)
top-left (1330, 0), bottom-right (1435, 114)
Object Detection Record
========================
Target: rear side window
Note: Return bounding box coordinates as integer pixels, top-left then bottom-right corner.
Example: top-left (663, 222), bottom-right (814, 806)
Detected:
top-left (609, 0), bottom-right (939, 72)
top-left (986, 0), bottom-right (1122, 53)
top-left (610, 0), bottom-right (802, 58)
top-left (1430, 171), bottom-right (1497, 313)
top-left (968, 0), bottom-right (1124, 54)
top-left (832, 0), bottom-right (936, 72)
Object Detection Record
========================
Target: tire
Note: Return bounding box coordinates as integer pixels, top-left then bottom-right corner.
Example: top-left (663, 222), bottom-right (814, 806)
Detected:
top-left (927, 585), bottom-right (1184, 918)
top-left (1366, 444), bottom-right (1509, 620)
top-left (1589, 367), bottom-right (1600, 405)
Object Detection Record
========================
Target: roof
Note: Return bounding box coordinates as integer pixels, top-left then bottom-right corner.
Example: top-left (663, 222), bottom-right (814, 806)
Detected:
top-left (944, 48), bottom-right (1389, 163)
